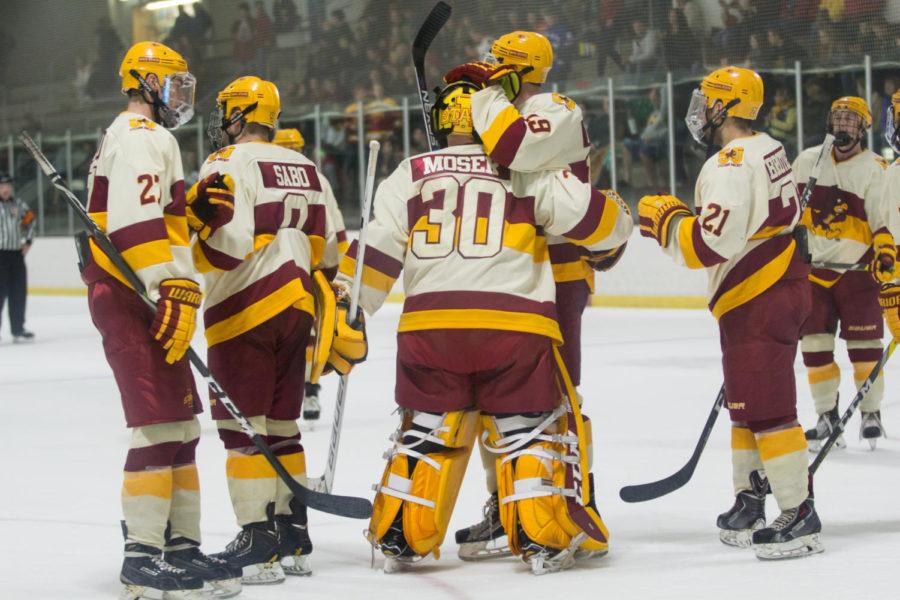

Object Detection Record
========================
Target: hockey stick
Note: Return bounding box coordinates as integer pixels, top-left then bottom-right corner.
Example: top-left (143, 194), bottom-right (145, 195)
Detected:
top-left (18, 131), bottom-right (372, 520)
top-left (412, 1), bottom-right (452, 152)
top-left (619, 385), bottom-right (725, 503)
top-left (812, 260), bottom-right (869, 271)
top-left (809, 339), bottom-right (897, 475)
top-left (309, 140), bottom-right (380, 494)
top-left (618, 138), bottom-right (837, 503)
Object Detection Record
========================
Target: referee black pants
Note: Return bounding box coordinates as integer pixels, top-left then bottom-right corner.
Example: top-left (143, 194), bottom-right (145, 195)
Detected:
top-left (0, 250), bottom-right (27, 336)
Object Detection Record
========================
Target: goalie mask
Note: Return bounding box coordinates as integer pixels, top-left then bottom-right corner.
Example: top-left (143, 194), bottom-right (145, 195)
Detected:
top-left (827, 96), bottom-right (871, 150)
top-left (887, 90), bottom-right (900, 153)
top-left (430, 81), bottom-right (481, 148)
top-left (209, 76), bottom-right (281, 149)
top-left (119, 42), bottom-right (196, 130)
top-left (685, 66), bottom-right (763, 146)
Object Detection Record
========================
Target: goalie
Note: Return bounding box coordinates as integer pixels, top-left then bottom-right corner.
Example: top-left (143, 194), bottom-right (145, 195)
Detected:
top-left (337, 80), bottom-right (632, 574)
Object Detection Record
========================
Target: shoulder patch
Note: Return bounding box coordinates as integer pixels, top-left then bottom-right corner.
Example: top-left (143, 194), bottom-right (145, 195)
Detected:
top-left (551, 93), bottom-right (577, 111)
top-left (717, 147), bottom-right (744, 167)
top-left (128, 117), bottom-right (157, 131)
top-left (600, 189), bottom-right (630, 214)
top-left (207, 146), bottom-right (235, 162)
top-left (874, 155), bottom-right (890, 169)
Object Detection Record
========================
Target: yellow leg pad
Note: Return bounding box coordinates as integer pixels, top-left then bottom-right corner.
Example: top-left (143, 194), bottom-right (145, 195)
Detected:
top-left (369, 410), bottom-right (479, 558)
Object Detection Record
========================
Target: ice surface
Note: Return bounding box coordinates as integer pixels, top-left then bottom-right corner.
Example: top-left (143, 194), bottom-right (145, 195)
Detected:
top-left (2, 297), bottom-right (900, 599)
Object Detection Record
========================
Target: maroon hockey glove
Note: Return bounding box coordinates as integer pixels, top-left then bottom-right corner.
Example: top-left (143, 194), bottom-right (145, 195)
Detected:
top-left (442, 61), bottom-right (495, 87)
top-left (186, 172), bottom-right (235, 240)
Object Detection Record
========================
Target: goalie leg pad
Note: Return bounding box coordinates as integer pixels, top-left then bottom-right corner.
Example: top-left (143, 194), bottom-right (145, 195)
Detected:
top-left (368, 410), bottom-right (479, 558)
top-left (309, 271), bottom-right (336, 384)
top-left (483, 411), bottom-right (608, 559)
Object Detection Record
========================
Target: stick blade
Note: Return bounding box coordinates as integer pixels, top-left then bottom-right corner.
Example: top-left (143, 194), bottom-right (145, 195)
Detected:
top-left (412, 1), bottom-right (452, 64)
top-left (619, 469), bottom-right (691, 503)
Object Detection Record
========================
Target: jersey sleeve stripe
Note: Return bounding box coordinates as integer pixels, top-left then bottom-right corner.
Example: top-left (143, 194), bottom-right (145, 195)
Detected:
top-left (109, 218), bottom-right (169, 252)
top-left (676, 217), bottom-right (728, 269)
top-left (562, 188), bottom-right (608, 242)
top-left (484, 119), bottom-right (527, 167)
top-left (481, 105), bottom-right (524, 153)
top-left (346, 241), bottom-right (404, 278)
top-left (196, 237), bottom-right (244, 271)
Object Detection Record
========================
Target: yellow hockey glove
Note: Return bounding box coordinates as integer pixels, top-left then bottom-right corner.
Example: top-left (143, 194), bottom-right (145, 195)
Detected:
top-left (150, 279), bottom-right (202, 364)
top-left (486, 64), bottom-right (530, 102)
top-left (871, 231), bottom-right (897, 284)
top-left (186, 172), bottom-right (235, 240)
top-left (325, 300), bottom-right (368, 375)
top-left (637, 194), bottom-right (692, 248)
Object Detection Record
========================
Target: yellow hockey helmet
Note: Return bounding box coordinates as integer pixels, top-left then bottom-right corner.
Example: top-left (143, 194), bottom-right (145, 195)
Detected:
top-left (430, 81), bottom-right (479, 147)
top-left (685, 66), bottom-right (764, 144)
top-left (490, 31), bottom-right (553, 85)
top-left (119, 41), bottom-right (196, 129)
top-left (273, 128), bottom-right (305, 151)
top-left (210, 76), bottom-right (281, 147)
top-left (829, 96), bottom-right (872, 128)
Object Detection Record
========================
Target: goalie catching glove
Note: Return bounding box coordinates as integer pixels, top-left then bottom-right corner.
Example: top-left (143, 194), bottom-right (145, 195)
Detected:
top-left (871, 231), bottom-right (897, 284)
top-left (325, 299), bottom-right (368, 376)
top-left (150, 278), bottom-right (202, 364)
top-left (637, 194), bottom-right (693, 248)
top-left (186, 171), bottom-right (235, 240)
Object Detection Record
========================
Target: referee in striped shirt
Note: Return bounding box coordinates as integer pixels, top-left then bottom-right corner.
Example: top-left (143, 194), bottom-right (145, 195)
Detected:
top-left (0, 173), bottom-right (35, 342)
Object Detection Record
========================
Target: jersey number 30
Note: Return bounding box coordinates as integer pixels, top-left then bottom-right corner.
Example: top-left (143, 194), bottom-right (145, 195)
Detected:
top-left (411, 176), bottom-right (506, 259)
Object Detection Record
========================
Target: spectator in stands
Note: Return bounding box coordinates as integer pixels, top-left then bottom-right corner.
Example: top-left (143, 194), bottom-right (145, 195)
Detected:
top-left (664, 7), bottom-right (697, 74)
top-left (802, 78), bottom-right (832, 147)
top-left (74, 55), bottom-right (92, 106)
top-left (874, 76), bottom-right (899, 151)
top-left (89, 17), bottom-right (122, 98)
top-left (273, 0), bottom-right (299, 34)
top-left (766, 27), bottom-right (806, 68)
top-left (595, 1), bottom-right (625, 76)
top-left (817, 23), bottom-right (851, 66)
top-left (254, 0), bottom-right (275, 77)
top-left (628, 18), bottom-right (660, 75)
top-left (232, 2), bottom-right (255, 68)
top-left (623, 87), bottom-right (668, 189)
top-left (765, 86), bottom-right (798, 156)
top-left (541, 14), bottom-right (574, 82)
top-left (583, 99), bottom-right (613, 187)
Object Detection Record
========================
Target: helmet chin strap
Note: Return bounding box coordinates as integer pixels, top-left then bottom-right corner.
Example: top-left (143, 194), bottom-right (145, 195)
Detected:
top-left (701, 98), bottom-right (740, 147)
top-left (130, 69), bottom-right (174, 128)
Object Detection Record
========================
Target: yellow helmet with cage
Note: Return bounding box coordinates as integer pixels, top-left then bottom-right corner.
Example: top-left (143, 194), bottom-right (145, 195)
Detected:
top-left (273, 128), bottom-right (305, 151)
top-left (828, 96), bottom-right (872, 149)
top-left (685, 66), bottom-right (764, 144)
top-left (119, 41), bottom-right (196, 129)
top-left (209, 76), bottom-right (281, 147)
top-left (490, 31), bottom-right (553, 85)
top-left (430, 81), bottom-right (479, 147)
top-left (829, 96), bottom-right (872, 128)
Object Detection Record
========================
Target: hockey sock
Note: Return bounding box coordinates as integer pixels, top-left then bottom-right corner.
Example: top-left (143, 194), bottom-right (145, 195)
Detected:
top-left (168, 419), bottom-right (201, 544)
top-left (218, 416), bottom-right (277, 526)
top-left (267, 418), bottom-right (307, 516)
top-left (849, 341), bottom-right (885, 412)
top-left (730, 423), bottom-right (763, 494)
top-left (750, 418), bottom-right (809, 511)
top-left (802, 333), bottom-right (839, 415)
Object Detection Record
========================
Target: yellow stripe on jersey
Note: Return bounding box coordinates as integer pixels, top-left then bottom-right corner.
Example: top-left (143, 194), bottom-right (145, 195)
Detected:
top-left (480, 105), bottom-right (522, 155)
top-left (121, 239), bottom-right (174, 272)
top-left (122, 470), bottom-right (173, 499)
top-left (676, 217), bottom-right (706, 270)
top-left (750, 225), bottom-right (789, 241)
top-left (398, 308), bottom-right (563, 344)
top-left (339, 255), bottom-right (397, 293)
top-left (756, 427), bottom-right (807, 462)
top-left (552, 260), bottom-right (591, 283)
top-left (89, 239), bottom-right (133, 289)
top-left (569, 196), bottom-right (620, 247)
top-left (808, 272), bottom-right (841, 288)
top-left (502, 222), bottom-right (547, 261)
top-left (710, 239), bottom-right (796, 320)
top-left (205, 279), bottom-right (312, 347)
top-left (338, 239), bottom-right (350, 256)
top-left (309, 234), bottom-right (325, 267)
top-left (164, 214), bottom-right (191, 247)
top-left (90, 211), bottom-right (108, 233)
top-left (253, 233), bottom-right (276, 252)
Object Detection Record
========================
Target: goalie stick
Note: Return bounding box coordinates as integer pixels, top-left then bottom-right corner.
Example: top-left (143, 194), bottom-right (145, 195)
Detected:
top-left (619, 135), bottom-right (836, 503)
top-left (18, 131), bottom-right (372, 520)
top-left (412, 1), bottom-right (452, 151)
top-left (309, 140), bottom-right (380, 494)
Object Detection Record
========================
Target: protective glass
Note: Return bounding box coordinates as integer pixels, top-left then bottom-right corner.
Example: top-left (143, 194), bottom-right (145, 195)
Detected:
top-left (207, 104), bottom-right (227, 148)
top-left (685, 89), bottom-right (709, 144)
top-left (160, 71), bottom-right (196, 130)
top-left (887, 106), bottom-right (900, 153)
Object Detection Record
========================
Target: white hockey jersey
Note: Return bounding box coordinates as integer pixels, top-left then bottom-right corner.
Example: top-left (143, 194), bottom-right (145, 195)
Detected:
top-left (192, 141), bottom-right (338, 346)
top-left (885, 160), bottom-right (900, 242)
top-left (85, 112), bottom-right (194, 299)
top-left (794, 147), bottom-right (890, 287)
top-left (665, 132), bottom-right (807, 319)
top-left (471, 87), bottom-right (595, 288)
top-left (336, 144), bottom-right (632, 343)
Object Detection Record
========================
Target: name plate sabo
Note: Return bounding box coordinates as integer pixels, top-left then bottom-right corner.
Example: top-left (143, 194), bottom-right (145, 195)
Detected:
top-left (258, 161), bottom-right (322, 191)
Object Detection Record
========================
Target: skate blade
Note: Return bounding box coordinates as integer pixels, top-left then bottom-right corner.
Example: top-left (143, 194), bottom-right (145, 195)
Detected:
top-left (119, 584), bottom-right (211, 600)
top-left (241, 561), bottom-right (285, 584)
top-left (458, 535), bottom-right (512, 561)
top-left (718, 528), bottom-right (754, 549)
top-left (381, 552), bottom-right (431, 574)
top-left (206, 578), bottom-right (242, 599)
top-left (527, 533), bottom-right (586, 575)
top-left (753, 533), bottom-right (824, 560)
top-left (281, 554), bottom-right (313, 576)
top-left (573, 548), bottom-right (609, 561)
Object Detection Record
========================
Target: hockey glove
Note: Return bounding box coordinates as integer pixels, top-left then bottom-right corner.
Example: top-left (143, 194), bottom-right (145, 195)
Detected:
top-left (871, 231), bottom-right (897, 284)
top-left (879, 283), bottom-right (900, 340)
top-left (586, 243), bottom-right (627, 272)
top-left (486, 64), bottom-right (530, 102)
top-left (186, 172), bottom-right (235, 241)
top-left (637, 194), bottom-right (693, 248)
top-left (150, 279), bottom-right (202, 364)
top-left (442, 61), bottom-right (494, 87)
top-left (325, 300), bottom-right (368, 376)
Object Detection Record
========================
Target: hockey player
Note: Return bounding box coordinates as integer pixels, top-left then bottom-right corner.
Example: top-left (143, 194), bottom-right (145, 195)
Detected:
top-left (794, 97), bottom-right (893, 451)
top-left (192, 76), bottom-right (355, 583)
top-left (638, 67), bottom-right (823, 560)
top-left (347, 80), bottom-right (632, 574)
top-left (444, 32), bottom-right (625, 559)
top-left (83, 42), bottom-right (240, 599)
top-left (272, 126), bottom-right (350, 422)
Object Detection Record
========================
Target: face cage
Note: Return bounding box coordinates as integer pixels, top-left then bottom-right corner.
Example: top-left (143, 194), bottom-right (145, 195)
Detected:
top-left (827, 109), bottom-right (866, 148)
top-left (207, 105), bottom-right (228, 149)
top-left (480, 52), bottom-right (500, 65)
top-left (886, 109), bottom-right (900, 153)
top-left (158, 72), bottom-right (196, 130)
top-left (685, 89), bottom-right (709, 145)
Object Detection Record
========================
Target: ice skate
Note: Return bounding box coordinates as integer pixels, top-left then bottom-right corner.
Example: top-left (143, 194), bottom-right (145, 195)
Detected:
top-left (120, 544), bottom-right (210, 600)
top-left (165, 539), bottom-right (242, 598)
top-left (805, 406), bottom-right (845, 452)
top-left (455, 492), bottom-right (511, 561)
top-left (12, 330), bottom-right (34, 343)
top-left (276, 500), bottom-right (313, 576)
top-left (519, 528), bottom-right (585, 575)
top-left (377, 518), bottom-right (423, 573)
top-left (752, 497), bottom-right (824, 560)
top-left (860, 411), bottom-right (885, 450)
top-left (211, 523), bottom-right (284, 585)
top-left (303, 382), bottom-right (321, 422)
top-left (717, 489), bottom-right (766, 548)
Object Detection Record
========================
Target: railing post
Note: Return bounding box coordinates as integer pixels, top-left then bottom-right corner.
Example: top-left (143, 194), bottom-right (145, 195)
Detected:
top-left (65, 129), bottom-right (74, 234)
top-left (36, 132), bottom-right (44, 236)
top-left (402, 96), bottom-right (411, 159)
top-left (357, 103), bottom-right (365, 212)
top-left (313, 104), bottom-right (322, 170)
top-left (666, 72), bottom-right (676, 195)
top-left (608, 77), bottom-right (617, 190)
top-left (795, 60), bottom-right (804, 153)
top-left (865, 55), bottom-right (874, 151)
